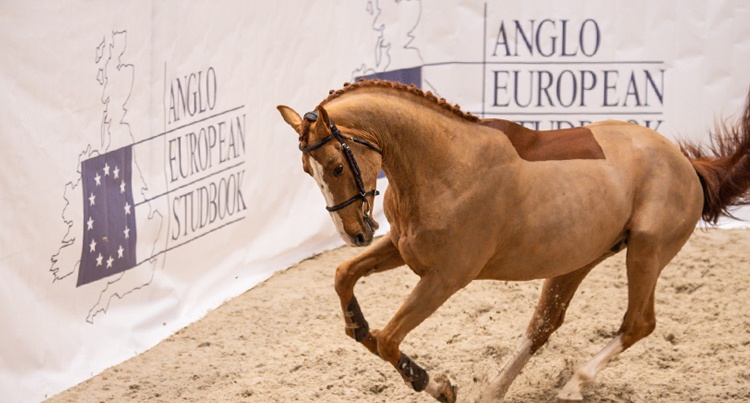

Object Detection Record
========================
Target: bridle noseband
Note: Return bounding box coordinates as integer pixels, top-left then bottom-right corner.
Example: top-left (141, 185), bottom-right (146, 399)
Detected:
top-left (299, 111), bottom-right (382, 231)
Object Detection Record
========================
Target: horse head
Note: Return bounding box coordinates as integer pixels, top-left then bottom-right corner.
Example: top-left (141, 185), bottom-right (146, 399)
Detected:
top-left (277, 104), bottom-right (382, 247)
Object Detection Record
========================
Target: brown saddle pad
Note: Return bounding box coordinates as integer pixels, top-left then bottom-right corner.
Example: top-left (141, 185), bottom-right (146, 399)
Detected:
top-left (480, 119), bottom-right (605, 162)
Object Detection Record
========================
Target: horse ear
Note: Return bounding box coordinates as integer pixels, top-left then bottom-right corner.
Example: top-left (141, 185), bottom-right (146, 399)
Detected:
top-left (277, 105), bottom-right (303, 133)
top-left (312, 105), bottom-right (332, 135)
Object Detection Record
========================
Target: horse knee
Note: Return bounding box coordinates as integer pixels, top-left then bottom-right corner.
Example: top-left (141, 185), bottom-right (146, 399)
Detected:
top-left (334, 262), bottom-right (355, 298)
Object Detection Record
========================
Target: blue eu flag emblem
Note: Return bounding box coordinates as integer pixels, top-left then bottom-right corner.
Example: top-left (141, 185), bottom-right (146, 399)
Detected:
top-left (77, 146), bottom-right (137, 286)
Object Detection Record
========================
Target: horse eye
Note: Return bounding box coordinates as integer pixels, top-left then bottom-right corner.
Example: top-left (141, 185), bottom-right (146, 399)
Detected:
top-left (333, 164), bottom-right (344, 177)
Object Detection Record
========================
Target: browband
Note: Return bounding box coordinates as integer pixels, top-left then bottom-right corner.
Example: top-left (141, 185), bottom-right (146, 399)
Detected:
top-left (299, 111), bottom-right (382, 155)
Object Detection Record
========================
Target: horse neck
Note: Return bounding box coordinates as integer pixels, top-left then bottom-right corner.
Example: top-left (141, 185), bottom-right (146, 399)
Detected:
top-left (326, 92), bottom-right (483, 192)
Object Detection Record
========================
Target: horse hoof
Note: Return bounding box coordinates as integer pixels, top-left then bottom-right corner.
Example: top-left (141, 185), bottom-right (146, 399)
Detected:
top-left (557, 386), bottom-right (583, 402)
top-left (433, 374), bottom-right (457, 403)
top-left (557, 395), bottom-right (583, 403)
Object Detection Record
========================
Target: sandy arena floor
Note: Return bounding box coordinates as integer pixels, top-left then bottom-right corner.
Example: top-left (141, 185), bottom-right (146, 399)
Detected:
top-left (49, 229), bottom-right (750, 402)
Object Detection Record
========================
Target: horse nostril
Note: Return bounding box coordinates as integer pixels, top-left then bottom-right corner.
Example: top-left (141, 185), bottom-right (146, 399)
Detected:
top-left (354, 233), bottom-right (366, 245)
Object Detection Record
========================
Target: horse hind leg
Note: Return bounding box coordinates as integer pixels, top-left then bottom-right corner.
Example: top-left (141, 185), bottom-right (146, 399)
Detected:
top-left (479, 255), bottom-right (611, 402)
top-left (557, 228), bottom-right (690, 401)
top-left (557, 274), bottom-right (656, 401)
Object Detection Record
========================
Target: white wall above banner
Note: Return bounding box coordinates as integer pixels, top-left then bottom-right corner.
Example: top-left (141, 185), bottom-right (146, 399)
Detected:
top-left (0, 1), bottom-right (748, 401)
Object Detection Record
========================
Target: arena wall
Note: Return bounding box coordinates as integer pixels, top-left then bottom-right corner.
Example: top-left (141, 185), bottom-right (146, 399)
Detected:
top-left (0, 1), bottom-right (748, 401)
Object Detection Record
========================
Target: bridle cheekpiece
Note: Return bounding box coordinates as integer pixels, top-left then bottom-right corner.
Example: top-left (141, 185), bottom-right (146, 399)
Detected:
top-left (299, 110), bottom-right (381, 231)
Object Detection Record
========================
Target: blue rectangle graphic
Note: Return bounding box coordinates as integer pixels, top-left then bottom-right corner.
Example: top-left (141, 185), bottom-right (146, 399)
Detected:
top-left (77, 146), bottom-right (137, 286)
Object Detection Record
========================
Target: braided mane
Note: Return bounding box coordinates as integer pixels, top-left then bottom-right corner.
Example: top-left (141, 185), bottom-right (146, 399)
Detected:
top-left (321, 79), bottom-right (479, 123)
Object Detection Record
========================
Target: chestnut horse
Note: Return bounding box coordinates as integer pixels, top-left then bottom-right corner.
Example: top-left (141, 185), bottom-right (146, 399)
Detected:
top-left (278, 80), bottom-right (750, 402)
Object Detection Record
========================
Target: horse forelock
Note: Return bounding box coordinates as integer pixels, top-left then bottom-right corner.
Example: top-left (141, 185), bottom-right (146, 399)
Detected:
top-left (298, 118), bottom-right (313, 145)
top-left (321, 79), bottom-right (479, 123)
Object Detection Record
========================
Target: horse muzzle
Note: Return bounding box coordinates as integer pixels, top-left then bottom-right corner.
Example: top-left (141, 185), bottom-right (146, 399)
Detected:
top-left (351, 215), bottom-right (378, 247)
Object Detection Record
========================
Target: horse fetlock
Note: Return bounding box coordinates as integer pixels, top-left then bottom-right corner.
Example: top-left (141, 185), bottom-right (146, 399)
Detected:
top-left (397, 353), bottom-right (430, 392)
top-left (344, 296), bottom-right (370, 342)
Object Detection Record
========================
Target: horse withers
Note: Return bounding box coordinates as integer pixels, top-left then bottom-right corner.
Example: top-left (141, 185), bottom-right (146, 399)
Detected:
top-left (278, 80), bottom-right (750, 402)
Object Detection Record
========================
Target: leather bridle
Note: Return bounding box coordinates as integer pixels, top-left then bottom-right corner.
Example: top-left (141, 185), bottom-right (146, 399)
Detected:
top-left (299, 111), bottom-right (381, 231)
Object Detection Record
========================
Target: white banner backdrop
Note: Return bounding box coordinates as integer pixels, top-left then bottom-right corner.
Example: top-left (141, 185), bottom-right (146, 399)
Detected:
top-left (0, 1), bottom-right (748, 401)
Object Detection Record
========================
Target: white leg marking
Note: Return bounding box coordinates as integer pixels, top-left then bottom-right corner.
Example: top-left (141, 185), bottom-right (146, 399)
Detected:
top-left (424, 373), bottom-right (454, 401)
top-left (479, 337), bottom-right (534, 402)
top-left (424, 377), bottom-right (443, 399)
top-left (308, 159), bottom-right (352, 244)
top-left (558, 335), bottom-right (624, 401)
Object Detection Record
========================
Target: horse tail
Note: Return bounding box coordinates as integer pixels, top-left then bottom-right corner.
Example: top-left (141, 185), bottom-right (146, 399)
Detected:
top-left (680, 88), bottom-right (750, 224)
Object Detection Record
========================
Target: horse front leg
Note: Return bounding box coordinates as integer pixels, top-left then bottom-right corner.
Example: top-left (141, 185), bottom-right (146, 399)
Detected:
top-left (335, 235), bottom-right (462, 402)
top-left (334, 233), bottom-right (405, 355)
top-left (371, 271), bottom-right (468, 403)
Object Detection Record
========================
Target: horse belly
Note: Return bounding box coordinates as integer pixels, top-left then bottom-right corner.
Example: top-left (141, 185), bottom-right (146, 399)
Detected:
top-left (478, 161), bottom-right (634, 280)
top-left (477, 218), bottom-right (628, 281)
top-left (478, 230), bottom-right (624, 280)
